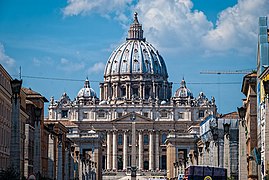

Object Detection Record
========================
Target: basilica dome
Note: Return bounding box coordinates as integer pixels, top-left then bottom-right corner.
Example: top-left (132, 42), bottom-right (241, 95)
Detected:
top-left (77, 79), bottom-right (96, 98)
top-left (104, 13), bottom-right (168, 79)
top-left (100, 13), bottom-right (172, 102)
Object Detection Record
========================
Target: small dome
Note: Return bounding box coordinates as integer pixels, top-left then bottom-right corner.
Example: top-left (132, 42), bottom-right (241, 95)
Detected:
top-left (99, 100), bottom-right (108, 105)
top-left (160, 100), bottom-right (167, 105)
top-left (174, 79), bottom-right (193, 98)
top-left (77, 79), bottom-right (96, 98)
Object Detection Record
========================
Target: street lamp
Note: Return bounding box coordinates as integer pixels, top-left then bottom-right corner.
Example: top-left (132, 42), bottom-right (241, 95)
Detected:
top-left (10, 79), bottom-right (22, 104)
top-left (237, 106), bottom-right (246, 127)
top-left (35, 107), bottom-right (42, 120)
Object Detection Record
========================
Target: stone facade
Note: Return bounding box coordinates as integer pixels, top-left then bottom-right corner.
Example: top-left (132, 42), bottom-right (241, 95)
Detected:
top-left (22, 87), bottom-right (49, 178)
top-left (0, 65), bottom-right (12, 171)
top-left (44, 121), bottom-right (74, 180)
top-left (257, 16), bottom-right (269, 180)
top-left (241, 73), bottom-right (258, 180)
top-left (198, 112), bottom-right (239, 179)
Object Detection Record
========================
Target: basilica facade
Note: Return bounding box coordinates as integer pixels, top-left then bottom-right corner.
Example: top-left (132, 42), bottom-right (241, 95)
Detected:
top-left (47, 13), bottom-right (217, 179)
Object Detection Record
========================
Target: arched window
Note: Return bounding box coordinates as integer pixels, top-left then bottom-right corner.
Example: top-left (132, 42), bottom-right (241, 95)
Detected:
top-left (162, 133), bottom-right (167, 144)
top-left (144, 134), bottom-right (149, 145)
top-left (118, 134), bottom-right (123, 145)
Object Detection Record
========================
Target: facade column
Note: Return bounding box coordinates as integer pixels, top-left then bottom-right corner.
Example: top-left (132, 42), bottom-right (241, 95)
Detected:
top-left (94, 145), bottom-right (102, 180)
top-left (33, 119), bottom-right (41, 178)
top-left (166, 141), bottom-right (176, 179)
top-left (164, 83), bottom-right (167, 100)
top-left (112, 131), bottom-right (118, 170)
top-left (106, 132), bottom-right (112, 170)
top-left (104, 84), bottom-right (109, 100)
top-left (138, 130), bottom-right (143, 170)
top-left (127, 83), bottom-right (131, 100)
top-left (123, 131), bottom-right (128, 170)
top-left (153, 82), bottom-right (156, 98)
top-left (64, 148), bottom-right (69, 180)
top-left (48, 136), bottom-right (55, 179)
top-left (57, 139), bottom-right (63, 180)
top-left (70, 153), bottom-right (74, 180)
top-left (143, 83), bottom-right (146, 99)
top-left (156, 84), bottom-right (159, 98)
top-left (99, 83), bottom-right (104, 100)
top-left (140, 83), bottom-right (144, 99)
top-left (149, 131), bottom-right (154, 170)
top-left (155, 131), bottom-right (160, 170)
top-left (113, 84), bottom-right (116, 99)
top-left (115, 83), bottom-right (119, 98)
top-left (219, 139), bottom-right (224, 168)
top-left (77, 151), bottom-right (82, 180)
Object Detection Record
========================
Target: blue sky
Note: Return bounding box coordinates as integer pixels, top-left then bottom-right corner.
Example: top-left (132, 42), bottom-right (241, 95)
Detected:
top-left (0, 0), bottom-right (269, 115)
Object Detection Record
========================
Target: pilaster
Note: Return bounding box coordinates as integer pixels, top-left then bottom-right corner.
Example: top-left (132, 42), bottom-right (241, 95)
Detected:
top-left (149, 130), bottom-right (154, 170)
top-left (123, 130), bottom-right (128, 170)
top-left (112, 131), bottom-right (118, 170)
top-left (138, 130), bottom-right (143, 170)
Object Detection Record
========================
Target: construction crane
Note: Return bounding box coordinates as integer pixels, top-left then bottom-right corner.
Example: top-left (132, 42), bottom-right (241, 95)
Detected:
top-left (200, 69), bottom-right (253, 75)
top-left (199, 69), bottom-right (254, 113)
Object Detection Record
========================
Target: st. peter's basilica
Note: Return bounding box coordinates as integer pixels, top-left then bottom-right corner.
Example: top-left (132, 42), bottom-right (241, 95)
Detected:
top-left (47, 13), bottom-right (216, 179)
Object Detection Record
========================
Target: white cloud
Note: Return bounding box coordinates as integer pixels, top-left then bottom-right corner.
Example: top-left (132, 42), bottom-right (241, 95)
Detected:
top-left (202, 0), bottom-right (269, 55)
top-left (33, 57), bottom-right (41, 66)
top-left (88, 62), bottom-right (105, 74)
top-left (62, 0), bottom-right (269, 57)
top-left (59, 58), bottom-right (85, 72)
top-left (135, 0), bottom-right (213, 51)
top-left (0, 43), bottom-right (15, 68)
top-left (63, 0), bottom-right (133, 24)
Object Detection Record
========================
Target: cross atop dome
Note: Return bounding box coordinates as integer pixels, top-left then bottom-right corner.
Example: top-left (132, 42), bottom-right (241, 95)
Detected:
top-left (180, 78), bottom-right (186, 88)
top-left (84, 78), bottom-right (90, 88)
top-left (126, 12), bottom-right (145, 41)
top-left (133, 12), bottom-right (139, 24)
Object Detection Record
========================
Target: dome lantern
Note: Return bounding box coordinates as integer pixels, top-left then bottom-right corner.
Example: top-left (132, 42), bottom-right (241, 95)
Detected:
top-left (126, 12), bottom-right (145, 41)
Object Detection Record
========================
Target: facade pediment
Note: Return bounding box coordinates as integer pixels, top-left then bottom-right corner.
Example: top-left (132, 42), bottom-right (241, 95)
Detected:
top-left (111, 112), bottom-right (153, 123)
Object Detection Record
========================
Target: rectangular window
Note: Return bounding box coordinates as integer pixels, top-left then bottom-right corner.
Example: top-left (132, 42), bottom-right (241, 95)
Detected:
top-left (160, 111), bottom-right (168, 118)
top-left (118, 112), bottom-right (122, 118)
top-left (98, 112), bottom-right (106, 118)
top-left (132, 87), bottom-right (139, 97)
top-left (61, 110), bottom-right (68, 118)
top-left (143, 112), bottom-right (149, 117)
top-left (178, 113), bottom-right (184, 119)
top-left (83, 112), bottom-right (88, 119)
top-left (199, 110), bottom-right (204, 118)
